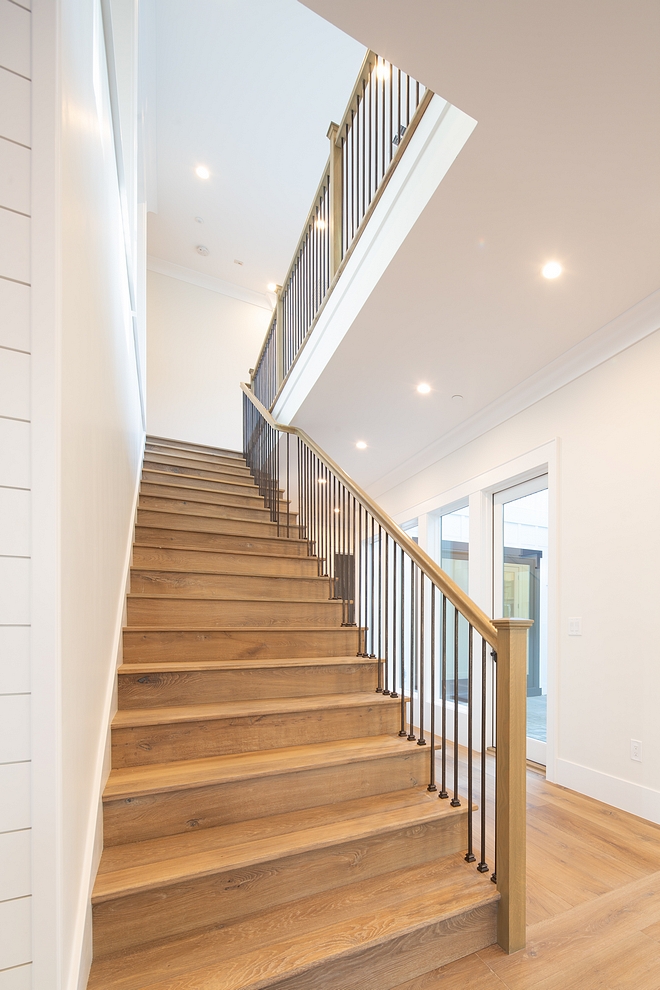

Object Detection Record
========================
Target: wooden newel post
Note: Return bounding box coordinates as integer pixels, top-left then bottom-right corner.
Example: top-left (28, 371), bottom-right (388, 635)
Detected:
top-left (327, 121), bottom-right (342, 279)
top-left (492, 617), bottom-right (532, 954)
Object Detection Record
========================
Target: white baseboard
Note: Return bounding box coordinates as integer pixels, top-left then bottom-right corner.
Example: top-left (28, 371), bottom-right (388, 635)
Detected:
top-left (555, 758), bottom-right (660, 825)
top-left (69, 434), bottom-right (145, 990)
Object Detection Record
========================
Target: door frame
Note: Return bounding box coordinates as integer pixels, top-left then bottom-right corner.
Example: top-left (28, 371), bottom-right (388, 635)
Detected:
top-left (393, 439), bottom-right (558, 783)
top-left (493, 474), bottom-right (549, 765)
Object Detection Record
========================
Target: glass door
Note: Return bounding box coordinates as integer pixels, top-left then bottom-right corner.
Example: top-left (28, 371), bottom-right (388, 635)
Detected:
top-left (493, 477), bottom-right (548, 764)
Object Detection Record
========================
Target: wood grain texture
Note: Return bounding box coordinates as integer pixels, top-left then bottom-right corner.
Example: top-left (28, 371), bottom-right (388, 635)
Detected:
top-left (126, 595), bottom-right (343, 628)
top-left (117, 658), bottom-right (380, 708)
top-left (110, 694), bottom-right (402, 767)
top-left (136, 508), bottom-right (301, 539)
top-left (139, 493), bottom-right (275, 522)
top-left (122, 625), bottom-right (361, 662)
top-left (131, 544), bottom-right (320, 575)
top-left (134, 526), bottom-right (309, 556)
top-left (129, 568), bottom-right (329, 601)
top-left (140, 481), bottom-right (290, 511)
top-left (141, 469), bottom-right (264, 496)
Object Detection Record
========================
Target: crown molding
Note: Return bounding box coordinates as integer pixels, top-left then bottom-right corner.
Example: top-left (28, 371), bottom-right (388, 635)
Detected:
top-left (147, 256), bottom-right (273, 311)
top-left (371, 287), bottom-right (660, 499)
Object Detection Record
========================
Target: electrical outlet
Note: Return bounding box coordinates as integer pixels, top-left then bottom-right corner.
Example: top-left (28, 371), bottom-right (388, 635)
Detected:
top-left (631, 739), bottom-right (642, 763)
top-left (568, 616), bottom-right (582, 636)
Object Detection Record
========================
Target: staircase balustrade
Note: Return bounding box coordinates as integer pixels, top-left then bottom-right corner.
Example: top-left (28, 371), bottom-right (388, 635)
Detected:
top-left (251, 51), bottom-right (432, 411)
top-left (242, 382), bottom-right (529, 954)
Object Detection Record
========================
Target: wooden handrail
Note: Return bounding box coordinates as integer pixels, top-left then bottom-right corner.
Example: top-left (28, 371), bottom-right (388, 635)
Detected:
top-left (241, 382), bottom-right (498, 649)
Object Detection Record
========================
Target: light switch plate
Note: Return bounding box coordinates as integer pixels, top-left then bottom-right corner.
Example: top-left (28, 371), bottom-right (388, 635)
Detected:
top-left (568, 616), bottom-right (582, 636)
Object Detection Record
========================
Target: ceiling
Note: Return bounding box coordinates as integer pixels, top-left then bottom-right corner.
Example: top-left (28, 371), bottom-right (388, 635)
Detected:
top-left (148, 0), bottom-right (365, 296)
top-left (292, 1), bottom-right (660, 493)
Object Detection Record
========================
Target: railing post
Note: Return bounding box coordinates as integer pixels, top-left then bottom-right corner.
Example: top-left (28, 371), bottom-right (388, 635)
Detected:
top-left (491, 617), bottom-right (532, 954)
top-left (274, 286), bottom-right (283, 392)
top-left (327, 121), bottom-right (342, 278)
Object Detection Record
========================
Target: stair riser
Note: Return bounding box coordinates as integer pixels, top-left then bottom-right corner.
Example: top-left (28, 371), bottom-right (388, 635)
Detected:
top-left (122, 627), bottom-right (360, 662)
top-left (126, 597), bottom-right (343, 628)
top-left (143, 454), bottom-right (252, 477)
top-left (118, 663), bottom-right (380, 708)
top-left (143, 460), bottom-right (254, 483)
top-left (112, 703), bottom-right (401, 767)
top-left (92, 816), bottom-right (465, 957)
top-left (131, 545), bottom-right (320, 576)
top-left (142, 470), bottom-right (261, 496)
top-left (134, 526), bottom-right (309, 556)
top-left (141, 482), bottom-right (290, 513)
top-left (146, 440), bottom-right (244, 462)
top-left (137, 509), bottom-right (302, 540)
top-left (139, 495), bottom-right (276, 523)
top-left (103, 748), bottom-right (430, 844)
top-left (129, 570), bottom-right (330, 601)
top-left (262, 902), bottom-right (498, 990)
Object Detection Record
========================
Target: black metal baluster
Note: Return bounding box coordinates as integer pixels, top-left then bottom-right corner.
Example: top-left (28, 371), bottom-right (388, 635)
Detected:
top-left (478, 637), bottom-right (489, 873)
top-left (492, 649), bottom-right (498, 885)
top-left (428, 585), bottom-right (437, 791)
top-left (418, 571), bottom-right (426, 746)
top-left (377, 523), bottom-right (383, 688)
top-left (399, 546), bottom-right (406, 735)
top-left (466, 625), bottom-right (476, 862)
top-left (369, 515), bottom-right (376, 658)
top-left (440, 594), bottom-right (448, 798)
top-left (451, 606), bottom-right (461, 807)
top-left (391, 538), bottom-right (398, 700)
top-left (357, 502), bottom-right (364, 654)
top-left (383, 533), bottom-right (390, 694)
top-left (408, 559), bottom-right (416, 741)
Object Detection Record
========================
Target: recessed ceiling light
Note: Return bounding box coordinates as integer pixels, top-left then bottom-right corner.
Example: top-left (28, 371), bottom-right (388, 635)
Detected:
top-left (195, 166), bottom-right (210, 179)
top-left (194, 216), bottom-right (204, 224)
top-left (375, 62), bottom-right (390, 81)
top-left (356, 441), bottom-right (367, 450)
top-left (417, 383), bottom-right (431, 394)
top-left (196, 245), bottom-right (209, 256)
top-left (314, 218), bottom-right (327, 231)
top-left (318, 478), bottom-right (327, 485)
top-left (267, 283), bottom-right (277, 292)
top-left (542, 261), bottom-right (562, 279)
top-left (333, 507), bottom-right (341, 514)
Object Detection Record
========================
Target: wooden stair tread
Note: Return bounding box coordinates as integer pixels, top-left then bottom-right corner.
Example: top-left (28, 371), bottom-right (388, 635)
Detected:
top-left (142, 468), bottom-right (260, 490)
top-left (112, 691), bottom-right (398, 728)
top-left (131, 544), bottom-right (312, 560)
top-left (129, 568), bottom-right (325, 583)
top-left (104, 734), bottom-right (414, 800)
top-left (118, 655), bottom-right (375, 673)
top-left (88, 859), bottom-right (497, 989)
top-left (123, 624), bottom-right (353, 632)
top-left (146, 436), bottom-right (244, 457)
top-left (127, 593), bottom-right (337, 604)
top-left (93, 788), bottom-right (463, 902)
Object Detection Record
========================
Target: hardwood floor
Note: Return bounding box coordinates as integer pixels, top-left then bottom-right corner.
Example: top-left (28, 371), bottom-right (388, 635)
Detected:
top-left (391, 765), bottom-right (660, 988)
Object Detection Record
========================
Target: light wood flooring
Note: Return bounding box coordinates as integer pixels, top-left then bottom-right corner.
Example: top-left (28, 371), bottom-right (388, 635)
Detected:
top-left (392, 763), bottom-right (660, 989)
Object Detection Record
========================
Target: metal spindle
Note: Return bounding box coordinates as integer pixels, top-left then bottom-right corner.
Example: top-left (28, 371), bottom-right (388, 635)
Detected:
top-left (428, 586), bottom-right (437, 791)
top-left (465, 625), bottom-right (476, 862)
top-left (418, 571), bottom-right (426, 746)
top-left (440, 594), bottom-right (448, 798)
top-left (408, 558), bottom-right (416, 741)
top-left (451, 606), bottom-right (461, 807)
top-left (399, 546), bottom-right (406, 735)
top-left (383, 534), bottom-right (389, 694)
top-left (377, 523), bottom-right (383, 688)
top-left (478, 637), bottom-right (489, 873)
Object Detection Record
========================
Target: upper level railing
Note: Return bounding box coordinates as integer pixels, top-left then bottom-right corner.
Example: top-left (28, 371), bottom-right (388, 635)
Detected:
top-left (251, 51), bottom-right (432, 411)
top-left (242, 382), bottom-right (529, 954)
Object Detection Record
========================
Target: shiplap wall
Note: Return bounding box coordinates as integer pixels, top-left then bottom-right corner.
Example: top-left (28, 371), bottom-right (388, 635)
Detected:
top-left (0, 0), bottom-right (32, 987)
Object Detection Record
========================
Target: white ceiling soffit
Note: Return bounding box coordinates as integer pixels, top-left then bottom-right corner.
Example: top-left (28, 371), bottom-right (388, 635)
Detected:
top-left (293, 0), bottom-right (660, 493)
top-left (149, 0), bottom-right (365, 299)
top-left (273, 96), bottom-right (478, 423)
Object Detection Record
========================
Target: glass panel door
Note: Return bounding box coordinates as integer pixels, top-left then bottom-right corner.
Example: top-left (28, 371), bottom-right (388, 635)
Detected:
top-left (493, 478), bottom-right (548, 764)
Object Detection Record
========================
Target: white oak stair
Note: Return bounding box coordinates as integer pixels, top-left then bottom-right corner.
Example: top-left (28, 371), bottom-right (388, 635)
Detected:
top-left (87, 437), bottom-right (497, 990)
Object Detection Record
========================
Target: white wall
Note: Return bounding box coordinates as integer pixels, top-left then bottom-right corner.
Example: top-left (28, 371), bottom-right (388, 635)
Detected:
top-left (147, 269), bottom-right (270, 450)
top-left (29, 1), bottom-right (145, 988)
top-left (376, 327), bottom-right (660, 824)
top-left (0, 0), bottom-right (33, 985)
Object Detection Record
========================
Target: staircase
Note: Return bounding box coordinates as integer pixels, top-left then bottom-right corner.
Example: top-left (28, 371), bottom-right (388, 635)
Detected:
top-left (87, 436), bottom-right (498, 990)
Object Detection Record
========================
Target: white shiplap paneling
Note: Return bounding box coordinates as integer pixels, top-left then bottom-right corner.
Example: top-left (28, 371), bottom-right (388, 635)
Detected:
top-left (0, 963), bottom-right (31, 990)
top-left (0, 557), bottom-right (30, 624)
top-left (0, 763), bottom-right (30, 831)
top-left (0, 138), bottom-right (30, 216)
top-left (0, 69), bottom-right (30, 147)
top-left (0, 626), bottom-right (29, 694)
top-left (0, 489), bottom-right (30, 555)
top-left (0, 830), bottom-right (31, 901)
top-left (0, 349), bottom-right (30, 420)
top-left (0, 0), bottom-right (31, 79)
top-left (0, 279), bottom-right (30, 351)
top-left (0, 897), bottom-right (31, 971)
top-left (0, 419), bottom-right (30, 488)
top-left (0, 695), bottom-right (30, 763)
top-left (0, 211), bottom-right (30, 286)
